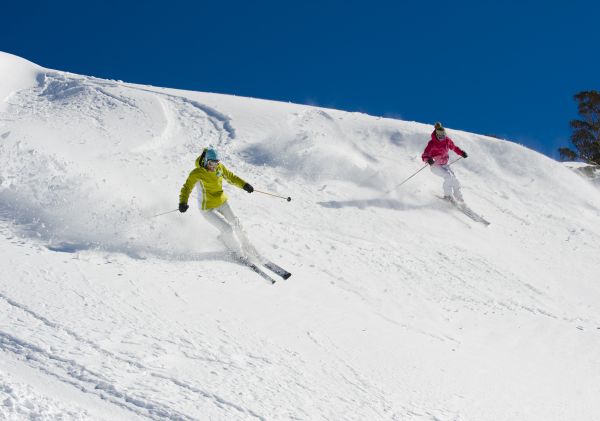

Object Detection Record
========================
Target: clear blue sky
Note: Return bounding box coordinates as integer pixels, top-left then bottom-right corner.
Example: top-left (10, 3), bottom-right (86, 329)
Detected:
top-left (3, 0), bottom-right (599, 158)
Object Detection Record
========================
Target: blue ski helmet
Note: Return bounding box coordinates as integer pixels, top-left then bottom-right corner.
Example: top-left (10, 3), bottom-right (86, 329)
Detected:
top-left (203, 148), bottom-right (219, 165)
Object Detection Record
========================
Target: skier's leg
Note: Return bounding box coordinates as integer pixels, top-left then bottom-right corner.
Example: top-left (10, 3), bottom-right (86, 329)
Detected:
top-left (432, 165), bottom-right (463, 201)
top-left (446, 167), bottom-right (464, 201)
top-left (200, 207), bottom-right (242, 254)
top-left (430, 165), bottom-right (453, 198)
top-left (217, 202), bottom-right (261, 260)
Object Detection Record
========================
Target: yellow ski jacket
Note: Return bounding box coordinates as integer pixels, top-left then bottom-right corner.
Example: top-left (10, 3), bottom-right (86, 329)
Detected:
top-left (179, 156), bottom-right (248, 210)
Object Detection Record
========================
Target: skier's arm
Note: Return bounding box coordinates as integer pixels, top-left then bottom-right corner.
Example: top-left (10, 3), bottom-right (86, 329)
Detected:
top-left (179, 170), bottom-right (200, 204)
top-left (220, 164), bottom-right (247, 189)
top-left (422, 141), bottom-right (434, 162)
top-left (448, 139), bottom-right (465, 156)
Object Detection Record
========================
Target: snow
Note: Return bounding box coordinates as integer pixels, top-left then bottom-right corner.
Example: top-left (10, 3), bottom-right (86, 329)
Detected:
top-left (0, 52), bottom-right (43, 113)
top-left (1, 51), bottom-right (600, 420)
top-left (563, 162), bottom-right (600, 188)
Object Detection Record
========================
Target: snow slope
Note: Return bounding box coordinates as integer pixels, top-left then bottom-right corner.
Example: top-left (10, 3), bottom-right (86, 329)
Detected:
top-left (1, 50), bottom-right (600, 420)
top-left (564, 162), bottom-right (600, 188)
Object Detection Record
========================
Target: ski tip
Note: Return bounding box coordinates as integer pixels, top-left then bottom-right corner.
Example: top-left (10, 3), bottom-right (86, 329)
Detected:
top-left (282, 273), bottom-right (292, 280)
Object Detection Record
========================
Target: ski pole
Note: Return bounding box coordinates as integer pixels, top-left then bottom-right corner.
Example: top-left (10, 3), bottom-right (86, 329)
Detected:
top-left (150, 209), bottom-right (179, 218)
top-left (386, 163), bottom-right (429, 193)
top-left (447, 156), bottom-right (464, 166)
top-left (254, 189), bottom-right (292, 202)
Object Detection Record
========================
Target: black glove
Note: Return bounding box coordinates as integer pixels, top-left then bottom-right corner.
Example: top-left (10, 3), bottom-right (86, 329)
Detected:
top-left (426, 157), bottom-right (435, 165)
top-left (243, 183), bottom-right (254, 193)
top-left (179, 203), bottom-right (189, 213)
top-left (462, 151), bottom-right (468, 158)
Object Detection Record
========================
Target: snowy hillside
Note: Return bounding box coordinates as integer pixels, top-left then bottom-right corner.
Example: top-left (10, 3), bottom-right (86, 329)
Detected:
top-left (564, 162), bottom-right (600, 189)
top-left (1, 51), bottom-right (600, 420)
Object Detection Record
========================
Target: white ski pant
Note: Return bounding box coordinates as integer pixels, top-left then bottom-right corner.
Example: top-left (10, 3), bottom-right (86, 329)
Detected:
top-left (430, 164), bottom-right (463, 200)
top-left (200, 201), bottom-right (259, 259)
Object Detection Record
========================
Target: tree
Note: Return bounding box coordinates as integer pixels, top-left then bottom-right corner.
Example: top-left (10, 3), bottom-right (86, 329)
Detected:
top-left (558, 147), bottom-right (577, 161)
top-left (559, 90), bottom-right (600, 164)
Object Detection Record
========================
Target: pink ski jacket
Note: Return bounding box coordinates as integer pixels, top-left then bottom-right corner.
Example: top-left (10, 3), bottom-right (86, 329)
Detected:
top-left (421, 131), bottom-right (465, 166)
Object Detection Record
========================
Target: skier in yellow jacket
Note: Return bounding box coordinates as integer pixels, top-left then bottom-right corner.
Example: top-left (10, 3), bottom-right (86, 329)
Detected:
top-left (179, 147), bottom-right (258, 259)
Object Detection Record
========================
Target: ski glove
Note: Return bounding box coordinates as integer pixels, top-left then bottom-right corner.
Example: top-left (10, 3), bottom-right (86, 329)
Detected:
top-left (179, 203), bottom-right (189, 213)
top-left (426, 158), bottom-right (435, 165)
top-left (243, 183), bottom-right (254, 193)
top-left (462, 151), bottom-right (468, 158)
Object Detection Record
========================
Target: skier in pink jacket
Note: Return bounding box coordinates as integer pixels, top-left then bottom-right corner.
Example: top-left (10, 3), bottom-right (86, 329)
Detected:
top-left (422, 122), bottom-right (468, 202)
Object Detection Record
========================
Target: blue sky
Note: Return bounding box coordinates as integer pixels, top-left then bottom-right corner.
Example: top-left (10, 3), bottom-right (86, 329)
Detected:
top-left (3, 0), bottom-right (599, 158)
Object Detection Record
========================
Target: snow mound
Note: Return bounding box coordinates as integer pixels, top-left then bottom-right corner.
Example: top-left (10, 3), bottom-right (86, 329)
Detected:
top-left (1, 69), bottom-right (227, 258)
top-left (0, 52), bottom-right (44, 112)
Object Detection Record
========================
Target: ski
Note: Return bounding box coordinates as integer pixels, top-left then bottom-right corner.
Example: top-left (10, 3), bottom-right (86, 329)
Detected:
top-left (437, 196), bottom-right (491, 226)
top-left (263, 260), bottom-right (292, 280)
top-left (230, 253), bottom-right (277, 284)
top-left (226, 249), bottom-right (291, 282)
top-left (456, 202), bottom-right (491, 226)
top-left (242, 258), bottom-right (277, 284)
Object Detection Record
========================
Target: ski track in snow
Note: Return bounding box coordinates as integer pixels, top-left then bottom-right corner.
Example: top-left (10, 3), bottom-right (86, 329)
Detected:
top-left (0, 226), bottom-right (410, 419)
top-left (0, 226), bottom-right (403, 419)
top-left (14, 71), bottom-right (234, 151)
top-left (0, 292), bottom-right (268, 420)
top-left (120, 81), bottom-right (237, 143)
